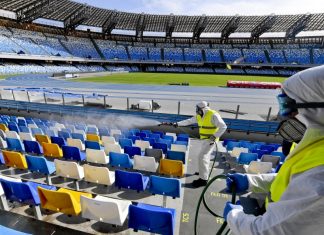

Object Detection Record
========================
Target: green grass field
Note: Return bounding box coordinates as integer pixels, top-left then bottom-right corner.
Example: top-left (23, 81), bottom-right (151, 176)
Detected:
top-left (73, 72), bottom-right (286, 86)
top-left (0, 75), bottom-right (9, 80)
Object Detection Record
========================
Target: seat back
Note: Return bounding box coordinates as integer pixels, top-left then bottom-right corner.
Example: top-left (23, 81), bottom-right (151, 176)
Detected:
top-left (58, 131), bottom-right (71, 140)
top-left (109, 152), bottom-right (133, 168)
top-left (170, 144), bottom-right (187, 153)
top-left (270, 151), bottom-right (286, 162)
top-left (42, 143), bottom-right (63, 158)
top-left (104, 143), bottom-right (122, 155)
top-left (124, 146), bottom-right (141, 158)
top-left (149, 175), bottom-right (181, 198)
top-left (0, 123), bottom-right (8, 132)
top-left (166, 150), bottom-right (186, 164)
top-left (62, 145), bottom-right (84, 161)
top-left (153, 142), bottom-right (168, 154)
top-left (128, 203), bottom-right (175, 235)
top-left (110, 129), bottom-right (122, 136)
top-left (135, 140), bottom-right (150, 151)
top-left (0, 136), bottom-right (7, 149)
top-left (67, 138), bottom-right (85, 151)
top-left (133, 155), bottom-right (158, 172)
top-left (144, 148), bottom-right (163, 162)
top-left (261, 155), bottom-right (281, 168)
top-left (2, 150), bottom-right (27, 169)
top-left (119, 138), bottom-right (133, 149)
top-left (246, 161), bottom-right (273, 174)
top-left (86, 148), bottom-right (108, 164)
top-left (35, 134), bottom-right (51, 144)
top-left (26, 155), bottom-right (55, 175)
top-left (237, 152), bottom-right (258, 165)
top-left (71, 133), bottom-right (85, 142)
top-left (0, 175), bottom-right (22, 196)
top-left (83, 164), bottom-right (113, 185)
top-left (231, 147), bottom-right (249, 158)
top-left (5, 131), bottom-right (20, 139)
top-left (6, 138), bottom-right (24, 151)
top-left (115, 170), bottom-right (148, 192)
top-left (86, 126), bottom-right (98, 135)
top-left (54, 159), bottom-right (84, 180)
top-left (85, 140), bottom-right (101, 150)
top-left (31, 128), bottom-right (43, 136)
top-left (19, 132), bottom-right (34, 141)
top-left (80, 195), bottom-right (131, 226)
top-left (86, 134), bottom-right (100, 143)
top-left (98, 128), bottom-right (110, 137)
top-left (226, 141), bottom-right (241, 151)
top-left (51, 136), bottom-right (66, 148)
top-left (23, 140), bottom-right (42, 155)
top-left (159, 159), bottom-right (184, 177)
top-left (102, 136), bottom-right (116, 145)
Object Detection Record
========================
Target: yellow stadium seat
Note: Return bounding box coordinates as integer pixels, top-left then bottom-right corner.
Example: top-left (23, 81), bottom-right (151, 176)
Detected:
top-left (0, 124), bottom-right (8, 132)
top-left (35, 134), bottom-right (51, 144)
top-left (159, 159), bottom-right (184, 177)
top-left (86, 134), bottom-right (101, 144)
top-left (42, 143), bottom-right (63, 158)
top-left (2, 150), bottom-right (28, 169)
top-left (38, 187), bottom-right (92, 216)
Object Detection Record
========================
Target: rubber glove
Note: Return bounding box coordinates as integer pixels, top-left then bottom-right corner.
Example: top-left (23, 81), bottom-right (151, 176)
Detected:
top-left (223, 201), bottom-right (243, 221)
top-left (226, 173), bottom-right (249, 193)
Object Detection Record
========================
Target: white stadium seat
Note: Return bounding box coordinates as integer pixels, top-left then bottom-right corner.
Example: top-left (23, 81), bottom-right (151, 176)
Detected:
top-left (102, 136), bottom-right (116, 145)
top-left (19, 132), bottom-right (35, 141)
top-left (104, 143), bottom-right (123, 155)
top-left (135, 140), bottom-right (150, 151)
top-left (244, 161), bottom-right (273, 174)
top-left (86, 148), bottom-right (109, 164)
top-left (133, 155), bottom-right (158, 172)
top-left (5, 131), bottom-right (20, 140)
top-left (54, 159), bottom-right (84, 180)
top-left (83, 164), bottom-right (115, 186)
top-left (67, 138), bottom-right (85, 151)
top-left (171, 144), bottom-right (187, 153)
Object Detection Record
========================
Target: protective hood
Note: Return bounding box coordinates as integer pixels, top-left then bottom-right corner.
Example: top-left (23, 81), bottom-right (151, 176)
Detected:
top-left (196, 101), bottom-right (208, 109)
top-left (283, 65), bottom-right (324, 128)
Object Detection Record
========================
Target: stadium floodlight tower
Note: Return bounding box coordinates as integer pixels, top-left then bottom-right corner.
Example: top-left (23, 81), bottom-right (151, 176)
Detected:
top-left (63, 4), bottom-right (92, 31)
top-left (285, 13), bottom-right (312, 39)
top-left (102, 10), bottom-right (119, 36)
top-left (193, 14), bottom-right (208, 42)
top-left (136, 13), bottom-right (146, 40)
top-left (16, 0), bottom-right (52, 23)
top-left (250, 14), bottom-right (277, 41)
top-left (166, 13), bottom-right (175, 41)
top-left (221, 14), bottom-right (240, 42)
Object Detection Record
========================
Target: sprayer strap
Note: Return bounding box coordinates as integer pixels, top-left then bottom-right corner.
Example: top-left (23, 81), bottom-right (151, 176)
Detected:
top-left (199, 126), bottom-right (216, 129)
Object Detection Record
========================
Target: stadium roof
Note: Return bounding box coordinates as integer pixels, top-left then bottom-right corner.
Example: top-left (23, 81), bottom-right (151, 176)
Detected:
top-left (0, 0), bottom-right (324, 38)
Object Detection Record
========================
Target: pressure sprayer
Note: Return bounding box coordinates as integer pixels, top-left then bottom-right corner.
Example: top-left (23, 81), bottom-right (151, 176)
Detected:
top-left (159, 122), bottom-right (238, 235)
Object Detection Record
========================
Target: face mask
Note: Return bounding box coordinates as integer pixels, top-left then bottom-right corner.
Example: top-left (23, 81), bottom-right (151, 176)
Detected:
top-left (277, 93), bottom-right (324, 117)
top-left (196, 106), bottom-right (203, 116)
top-left (277, 118), bottom-right (306, 143)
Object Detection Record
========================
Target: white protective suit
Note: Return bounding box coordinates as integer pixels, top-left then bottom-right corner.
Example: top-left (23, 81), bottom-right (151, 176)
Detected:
top-left (177, 102), bottom-right (227, 180)
top-left (227, 65), bottom-right (324, 235)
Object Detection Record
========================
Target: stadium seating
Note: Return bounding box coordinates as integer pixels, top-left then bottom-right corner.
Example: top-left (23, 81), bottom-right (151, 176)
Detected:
top-left (159, 159), bottom-right (184, 177)
top-left (62, 145), bottom-right (86, 161)
top-left (149, 175), bottom-right (181, 199)
top-left (2, 150), bottom-right (27, 169)
top-left (86, 148), bottom-right (109, 164)
top-left (83, 164), bottom-right (115, 186)
top-left (133, 155), bottom-right (158, 172)
top-left (109, 152), bottom-right (133, 168)
top-left (115, 170), bottom-right (149, 192)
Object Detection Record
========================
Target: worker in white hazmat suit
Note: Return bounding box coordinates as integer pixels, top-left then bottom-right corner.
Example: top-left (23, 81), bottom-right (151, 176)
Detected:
top-left (223, 65), bottom-right (324, 235)
top-left (176, 101), bottom-right (227, 187)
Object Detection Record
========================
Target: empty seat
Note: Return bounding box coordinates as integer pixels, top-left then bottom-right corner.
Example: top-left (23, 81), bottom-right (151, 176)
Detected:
top-left (261, 155), bottom-right (281, 168)
top-left (244, 161), bottom-right (273, 174)
top-left (0, 124), bottom-right (8, 132)
top-left (0, 129), bottom-right (6, 139)
top-left (2, 150), bottom-right (27, 169)
top-left (42, 143), bottom-right (63, 158)
top-left (128, 135), bottom-right (141, 144)
top-left (35, 134), bottom-right (51, 144)
top-left (145, 148), bottom-right (163, 162)
top-left (226, 141), bottom-right (241, 151)
top-left (85, 140), bottom-right (101, 150)
top-left (0, 136), bottom-right (8, 149)
top-left (67, 138), bottom-right (85, 151)
top-left (87, 126), bottom-right (98, 135)
top-left (26, 155), bottom-right (56, 175)
top-left (50, 136), bottom-right (66, 148)
top-left (237, 153), bottom-right (258, 165)
top-left (38, 187), bottom-right (92, 216)
top-left (135, 140), bottom-right (150, 151)
top-left (170, 144), bottom-right (187, 153)
top-left (159, 159), bottom-right (184, 177)
top-left (119, 138), bottom-right (133, 149)
top-left (115, 170), bottom-right (149, 192)
top-left (98, 128), bottom-right (110, 137)
top-left (81, 195), bottom-right (131, 226)
top-left (102, 136), bottom-right (116, 145)
top-left (128, 203), bottom-right (176, 235)
top-left (0, 225), bottom-right (31, 235)
top-left (133, 155), bottom-right (158, 172)
top-left (55, 159), bottom-right (84, 180)
top-left (86, 148), bottom-right (109, 164)
top-left (86, 134), bottom-right (101, 143)
top-left (5, 131), bottom-right (20, 139)
top-left (110, 129), bottom-right (122, 137)
top-left (62, 145), bottom-right (86, 161)
top-left (19, 132), bottom-right (35, 141)
top-left (71, 133), bottom-right (86, 143)
top-left (6, 138), bottom-right (24, 152)
top-left (83, 164), bottom-right (115, 186)
top-left (270, 151), bottom-right (286, 162)
top-left (149, 175), bottom-right (181, 199)
top-left (153, 142), bottom-right (168, 154)
top-left (124, 146), bottom-right (141, 158)
top-left (23, 140), bottom-right (43, 155)
top-left (104, 143), bottom-right (122, 155)
top-left (231, 147), bottom-right (249, 158)
top-left (166, 150), bottom-right (186, 164)
top-left (58, 131), bottom-right (71, 140)
top-left (109, 152), bottom-right (133, 168)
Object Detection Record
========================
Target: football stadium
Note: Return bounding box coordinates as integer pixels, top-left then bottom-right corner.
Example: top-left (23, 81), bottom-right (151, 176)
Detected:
top-left (0, 0), bottom-right (323, 234)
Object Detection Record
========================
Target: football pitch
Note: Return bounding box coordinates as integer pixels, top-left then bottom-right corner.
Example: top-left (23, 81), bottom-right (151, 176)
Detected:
top-left (73, 72), bottom-right (287, 86)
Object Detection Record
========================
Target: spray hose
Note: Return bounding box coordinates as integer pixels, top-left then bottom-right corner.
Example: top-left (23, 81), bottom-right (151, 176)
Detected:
top-left (194, 174), bottom-right (237, 235)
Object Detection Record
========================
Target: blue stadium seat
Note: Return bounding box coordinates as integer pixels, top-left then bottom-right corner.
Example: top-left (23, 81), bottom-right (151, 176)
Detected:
top-left (85, 140), bottom-right (101, 150)
top-left (23, 140), bottom-right (43, 155)
top-left (158, 139), bottom-right (172, 149)
top-left (237, 153), bottom-right (258, 165)
top-left (153, 142), bottom-right (168, 154)
top-left (149, 175), bottom-right (181, 199)
top-left (71, 133), bottom-right (85, 142)
top-left (50, 136), bottom-right (66, 148)
top-left (0, 225), bottom-right (31, 235)
top-left (6, 138), bottom-right (24, 152)
top-left (25, 155), bottom-right (56, 175)
top-left (119, 138), bottom-right (133, 149)
top-left (148, 133), bottom-right (160, 141)
top-left (166, 150), bottom-right (186, 164)
top-left (19, 126), bottom-right (30, 133)
top-left (163, 135), bottom-right (174, 143)
top-left (128, 135), bottom-right (141, 144)
top-left (142, 137), bottom-right (156, 146)
top-left (270, 151), bottom-right (286, 162)
top-left (0, 152), bottom-right (4, 164)
top-left (62, 145), bottom-right (86, 161)
top-left (115, 170), bottom-right (149, 192)
top-left (176, 136), bottom-right (189, 142)
top-left (128, 203), bottom-right (176, 235)
top-left (136, 132), bottom-right (147, 139)
top-left (8, 124), bottom-right (19, 133)
top-left (98, 128), bottom-right (109, 137)
top-left (109, 152), bottom-right (133, 168)
top-left (31, 128), bottom-right (43, 136)
top-left (124, 146), bottom-right (141, 158)
top-left (58, 131), bottom-right (71, 140)
top-left (226, 141), bottom-right (241, 151)
top-left (174, 141), bottom-right (187, 146)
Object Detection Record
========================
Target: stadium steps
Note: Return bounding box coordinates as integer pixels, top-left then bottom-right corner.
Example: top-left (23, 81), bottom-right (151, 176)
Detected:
top-left (29, 38), bottom-right (50, 55)
top-left (282, 50), bottom-right (289, 63)
top-left (58, 38), bottom-right (72, 55)
top-left (264, 50), bottom-right (271, 63)
top-left (310, 48), bottom-right (314, 64)
top-left (161, 48), bottom-right (165, 60)
top-left (89, 35), bottom-right (105, 60)
top-left (202, 49), bottom-right (207, 62)
top-left (219, 49), bottom-right (225, 62)
top-left (125, 46), bottom-right (131, 60)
